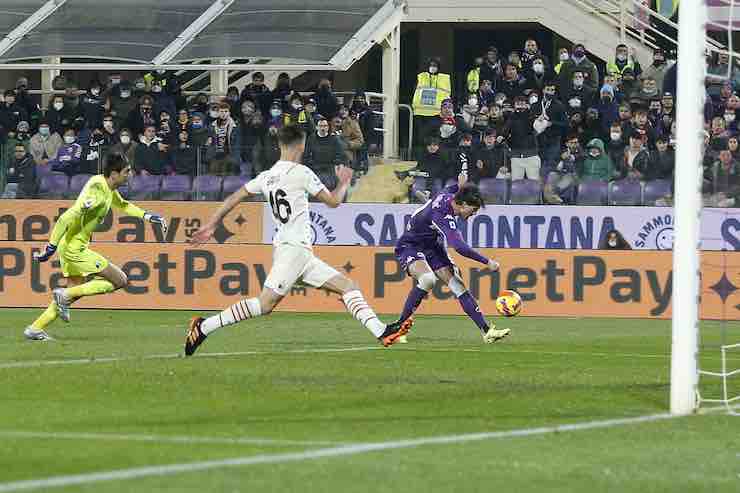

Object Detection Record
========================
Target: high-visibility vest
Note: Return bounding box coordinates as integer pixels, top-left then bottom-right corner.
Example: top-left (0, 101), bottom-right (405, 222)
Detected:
top-left (467, 68), bottom-right (480, 94)
top-left (606, 60), bottom-right (635, 76)
top-left (412, 72), bottom-right (451, 117)
top-left (554, 62), bottom-right (564, 75)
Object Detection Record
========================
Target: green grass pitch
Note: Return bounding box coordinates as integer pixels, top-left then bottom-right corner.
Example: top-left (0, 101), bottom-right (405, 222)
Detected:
top-left (0, 308), bottom-right (738, 492)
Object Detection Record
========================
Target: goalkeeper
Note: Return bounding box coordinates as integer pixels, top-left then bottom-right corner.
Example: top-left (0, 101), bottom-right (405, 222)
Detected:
top-left (24, 153), bottom-right (168, 341)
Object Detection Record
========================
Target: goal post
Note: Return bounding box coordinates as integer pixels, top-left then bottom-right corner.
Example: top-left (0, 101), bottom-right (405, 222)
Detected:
top-left (670, 0), bottom-right (706, 415)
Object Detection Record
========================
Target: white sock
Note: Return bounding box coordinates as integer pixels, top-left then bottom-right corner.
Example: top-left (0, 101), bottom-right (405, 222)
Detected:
top-left (342, 290), bottom-right (386, 337)
top-left (201, 298), bottom-right (262, 335)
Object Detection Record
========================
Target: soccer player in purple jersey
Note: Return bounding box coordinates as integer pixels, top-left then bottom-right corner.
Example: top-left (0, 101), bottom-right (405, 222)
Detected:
top-left (392, 172), bottom-right (511, 344)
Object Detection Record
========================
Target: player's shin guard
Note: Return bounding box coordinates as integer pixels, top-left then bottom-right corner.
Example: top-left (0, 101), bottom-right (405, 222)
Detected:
top-left (64, 279), bottom-right (115, 299)
top-left (342, 290), bottom-right (385, 337)
top-left (200, 297), bottom-right (262, 335)
top-left (457, 291), bottom-right (489, 334)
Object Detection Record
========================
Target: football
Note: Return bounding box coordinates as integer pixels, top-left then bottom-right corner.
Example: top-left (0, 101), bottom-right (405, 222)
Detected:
top-left (495, 290), bottom-right (523, 317)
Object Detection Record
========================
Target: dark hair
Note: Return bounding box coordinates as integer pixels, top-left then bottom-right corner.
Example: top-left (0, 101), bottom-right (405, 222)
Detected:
top-left (454, 183), bottom-right (485, 208)
top-left (425, 135), bottom-right (440, 146)
top-left (104, 152), bottom-right (129, 177)
top-left (277, 125), bottom-right (306, 147)
top-left (599, 229), bottom-right (632, 250)
top-left (253, 72), bottom-right (264, 80)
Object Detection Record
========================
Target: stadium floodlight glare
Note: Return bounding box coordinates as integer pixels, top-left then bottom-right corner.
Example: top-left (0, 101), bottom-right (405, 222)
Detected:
top-left (152, 0), bottom-right (235, 65)
top-left (0, 0), bottom-right (67, 59)
top-left (670, 0), bottom-right (706, 416)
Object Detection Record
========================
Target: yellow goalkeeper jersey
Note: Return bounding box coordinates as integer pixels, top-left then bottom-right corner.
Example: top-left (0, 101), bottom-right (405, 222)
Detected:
top-left (50, 175), bottom-right (145, 252)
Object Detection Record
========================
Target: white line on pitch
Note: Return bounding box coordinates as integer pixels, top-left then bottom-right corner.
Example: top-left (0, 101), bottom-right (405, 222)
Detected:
top-left (0, 431), bottom-right (342, 447)
top-left (0, 413), bottom-right (678, 492)
top-left (395, 347), bottom-right (672, 359)
top-left (0, 346), bottom-right (382, 370)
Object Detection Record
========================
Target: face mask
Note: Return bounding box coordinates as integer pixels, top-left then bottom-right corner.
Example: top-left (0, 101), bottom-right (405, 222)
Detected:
top-left (611, 132), bottom-right (621, 141)
top-left (270, 109), bottom-right (281, 117)
top-left (589, 150), bottom-right (600, 158)
top-left (191, 121), bottom-right (203, 129)
top-left (515, 105), bottom-right (528, 112)
top-left (209, 110), bottom-right (219, 118)
top-left (429, 66), bottom-right (438, 74)
top-left (440, 124), bottom-right (456, 138)
top-left (569, 98), bottom-right (581, 108)
top-left (533, 63), bottom-right (544, 74)
top-left (103, 121), bottom-right (113, 130)
top-left (616, 53), bottom-right (627, 62)
top-left (292, 102), bottom-right (303, 110)
top-left (39, 127), bottom-right (50, 136)
top-left (120, 91), bottom-right (131, 98)
top-left (317, 129), bottom-right (329, 137)
top-left (64, 135), bottom-right (75, 144)
top-left (529, 95), bottom-right (538, 104)
top-left (135, 82), bottom-right (145, 90)
top-left (120, 135), bottom-right (131, 144)
top-left (110, 78), bottom-right (121, 86)
top-left (726, 113), bottom-right (736, 122)
top-left (91, 88), bottom-right (100, 96)
top-left (573, 78), bottom-right (584, 88)
top-left (468, 97), bottom-right (478, 107)
top-left (53, 102), bottom-right (63, 110)
top-left (156, 69), bottom-right (166, 74)
top-left (559, 52), bottom-right (569, 61)
top-left (152, 86), bottom-right (162, 93)
top-left (608, 239), bottom-right (618, 247)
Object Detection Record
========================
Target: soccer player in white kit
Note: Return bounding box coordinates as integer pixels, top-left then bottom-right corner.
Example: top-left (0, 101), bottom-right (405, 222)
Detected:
top-left (184, 126), bottom-right (412, 356)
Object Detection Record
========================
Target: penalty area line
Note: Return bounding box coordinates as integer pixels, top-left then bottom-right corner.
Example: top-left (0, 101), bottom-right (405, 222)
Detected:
top-left (0, 412), bottom-right (679, 492)
top-left (0, 346), bottom-right (383, 370)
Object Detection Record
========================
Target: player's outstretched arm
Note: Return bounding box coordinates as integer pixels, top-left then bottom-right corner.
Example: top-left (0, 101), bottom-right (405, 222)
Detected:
top-left (111, 190), bottom-right (168, 233)
top-left (315, 165), bottom-right (352, 208)
top-left (435, 217), bottom-right (499, 270)
top-left (189, 187), bottom-right (250, 246)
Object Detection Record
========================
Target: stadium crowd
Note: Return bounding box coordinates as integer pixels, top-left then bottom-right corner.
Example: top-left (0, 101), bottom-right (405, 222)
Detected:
top-left (0, 71), bottom-right (377, 199)
top-left (1, 38), bottom-right (739, 206)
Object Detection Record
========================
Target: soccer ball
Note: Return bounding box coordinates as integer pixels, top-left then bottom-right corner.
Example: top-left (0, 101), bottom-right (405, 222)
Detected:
top-left (495, 290), bottom-right (523, 317)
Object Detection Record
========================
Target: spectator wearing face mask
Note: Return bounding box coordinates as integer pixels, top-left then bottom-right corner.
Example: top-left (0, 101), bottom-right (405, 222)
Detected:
top-left (597, 84), bottom-right (620, 134)
top-left (710, 148), bottom-right (740, 206)
top-left (132, 77), bottom-right (149, 99)
top-left (240, 72), bottom-right (272, 118)
top-left (599, 229), bottom-right (632, 250)
top-left (534, 81), bottom-right (568, 173)
top-left (150, 81), bottom-right (176, 120)
top-left (239, 102), bottom-right (266, 175)
top-left (109, 128), bottom-right (137, 167)
top-left (554, 48), bottom-right (570, 75)
top-left (28, 120), bottom-right (63, 168)
top-left (44, 95), bottom-right (69, 135)
top-left (620, 67), bottom-right (639, 99)
top-left (559, 44), bottom-right (599, 93)
top-left (127, 95), bottom-right (158, 139)
top-left (0, 90), bottom-right (29, 136)
top-left (3, 143), bottom-right (38, 198)
top-left (109, 82), bottom-right (137, 130)
top-left (579, 138), bottom-right (617, 182)
top-left (630, 76), bottom-right (660, 107)
top-left (135, 124), bottom-right (169, 175)
top-left (521, 38), bottom-right (550, 72)
top-left (607, 44), bottom-right (642, 81)
top-left (563, 70), bottom-right (596, 114)
top-left (523, 56), bottom-right (553, 95)
top-left (189, 112), bottom-right (212, 149)
top-left (606, 121), bottom-right (627, 165)
top-left (49, 128), bottom-right (83, 176)
top-left (303, 117), bottom-right (345, 189)
top-left (617, 131), bottom-right (650, 181)
top-left (80, 81), bottom-right (106, 130)
top-left (412, 57), bottom-right (452, 149)
top-left (642, 48), bottom-right (671, 92)
top-left (500, 96), bottom-right (540, 180)
top-left (267, 99), bottom-right (285, 129)
top-left (210, 102), bottom-right (241, 175)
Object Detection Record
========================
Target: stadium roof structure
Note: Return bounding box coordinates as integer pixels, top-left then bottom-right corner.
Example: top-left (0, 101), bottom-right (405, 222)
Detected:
top-left (0, 0), bottom-right (406, 71)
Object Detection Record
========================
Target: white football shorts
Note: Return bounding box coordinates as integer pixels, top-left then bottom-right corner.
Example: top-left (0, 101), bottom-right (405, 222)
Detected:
top-left (264, 244), bottom-right (341, 296)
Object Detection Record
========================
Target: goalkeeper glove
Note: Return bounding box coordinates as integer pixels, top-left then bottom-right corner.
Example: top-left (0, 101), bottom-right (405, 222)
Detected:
top-left (33, 243), bottom-right (57, 262)
top-left (144, 212), bottom-right (168, 233)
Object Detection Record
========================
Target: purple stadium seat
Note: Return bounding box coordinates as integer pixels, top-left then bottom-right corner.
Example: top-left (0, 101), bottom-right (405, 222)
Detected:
top-left (576, 180), bottom-right (608, 205)
top-left (36, 164), bottom-right (52, 179)
top-left (68, 174), bottom-right (93, 197)
top-left (609, 179), bottom-right (642, 206)
top-left (160, 175), bottom-right (192, 201)
top-left (192, 175), bottom-right (222, 201)
top-left (509, 179), bottom-right (541, 204)
top-left (38, 172), bottom-right (69, 199)
top-left (643, 179), bottom-right (673, 206)
top-left (129, 174), bottom-right (161, 200)
top-left (221, 175), bottom-right (249, 199)
top-left (478, 178), bottom-right (508, 204)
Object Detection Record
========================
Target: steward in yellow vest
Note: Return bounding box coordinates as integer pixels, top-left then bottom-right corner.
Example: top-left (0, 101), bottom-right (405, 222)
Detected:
top-left (412, 59), bottom-right (452, 117)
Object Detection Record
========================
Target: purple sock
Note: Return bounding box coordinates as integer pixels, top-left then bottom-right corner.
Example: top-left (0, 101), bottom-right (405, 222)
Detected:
top-left (458, 291), bottom-right (489, 334)
top-left (399, 286), bottom-right (427, 322)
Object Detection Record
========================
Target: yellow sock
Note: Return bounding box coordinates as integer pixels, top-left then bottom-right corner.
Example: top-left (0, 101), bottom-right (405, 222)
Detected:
top-left (65, 279), bottom-right (116, 299)
top-left (30, 302), bottom-right (58, 331)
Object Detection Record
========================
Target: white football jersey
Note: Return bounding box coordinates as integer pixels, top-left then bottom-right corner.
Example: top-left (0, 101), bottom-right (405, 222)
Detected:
top-left (245, 160), bottom-right (327, 249)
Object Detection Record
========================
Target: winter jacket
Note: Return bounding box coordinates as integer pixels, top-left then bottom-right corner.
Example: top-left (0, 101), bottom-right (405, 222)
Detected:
top-left (473, 143), bottom-right (507, 180)
top-left (304, 133), bottom-right (345, 175)
top-left (211, 117), bottom-right (241, 162)
top-left (80, 92), bottom-right (106, 129)
top-left (28, 132), bottom-right (63, 165)
top-left (558, 58), bottom-right (600, 92)
top-left (49, 142), bottom-right (83, 176)
top-left (134, 137), bottom-right (167, 175)
top-left (578, 139), bottom-right (616, 181)
top-left (501, 110), bottom-right (538, 155)
top-left (4, 154), bottom-right (37, 198)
